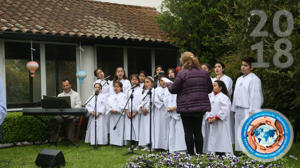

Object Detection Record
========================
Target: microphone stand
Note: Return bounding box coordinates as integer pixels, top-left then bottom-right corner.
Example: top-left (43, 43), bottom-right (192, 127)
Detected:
top-left (128, 89), bottom-right (135, 154)
top-left (143, 89), bottom-right (153, 153)
top-left (83, 79), bottom-right (110, 107)
top-left (113, 93), bottom-right (130, 131)
top-left (94, 93), bottom-right (98, 149)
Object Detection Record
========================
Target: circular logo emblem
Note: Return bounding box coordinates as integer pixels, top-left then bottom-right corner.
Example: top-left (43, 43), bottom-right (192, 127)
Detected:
top-left (239, 109), bottom-right (293, 162)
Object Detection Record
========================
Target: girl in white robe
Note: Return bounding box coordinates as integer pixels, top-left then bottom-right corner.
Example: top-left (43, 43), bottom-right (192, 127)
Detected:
top-left (204, 80), bottom-right (233, 155)
top-left (211, 61), bottom-right (234, 144)
top-left (110, 67), bottom-right (131, 94)
top-left (93, 68), bottom-right (112, 137)
top-left (166, 91), bottom-right (187, 153)
top-left (107, 81), bottom-right (127, 146)
top-left (152, 78), bottom-right (170, 150)
top-left (85, 83), bottom-right (108, 145)
top-left (138, 71), bottom-right (146, 90)
top-left (138, 76), bottom-right (154, 149)
top-left (124, 74), bottom-right (142, 143)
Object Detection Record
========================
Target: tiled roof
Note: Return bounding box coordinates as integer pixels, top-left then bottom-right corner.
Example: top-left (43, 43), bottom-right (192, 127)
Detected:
top-left (0, 0), bottom-right (169, 43)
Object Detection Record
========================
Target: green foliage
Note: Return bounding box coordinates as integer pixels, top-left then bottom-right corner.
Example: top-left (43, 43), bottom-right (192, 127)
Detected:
top-left (157, 0), bottom-right (300, 111)
top-left (219, 0), bottom-right (300, 112)
top-left (156, 0), bottom-right (233, 63)
top-left (0, 112), bottom-right (50, 143)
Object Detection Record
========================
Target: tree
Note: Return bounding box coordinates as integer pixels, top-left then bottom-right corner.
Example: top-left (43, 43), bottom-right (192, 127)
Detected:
top-left (156, 0), bottom-right (233, 64)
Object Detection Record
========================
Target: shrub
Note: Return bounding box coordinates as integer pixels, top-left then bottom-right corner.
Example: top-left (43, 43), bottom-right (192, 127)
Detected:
top-left (0, 112), bottom-right (50, 144)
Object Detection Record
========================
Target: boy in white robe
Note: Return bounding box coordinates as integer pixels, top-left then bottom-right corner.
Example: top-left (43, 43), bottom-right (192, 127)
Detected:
top-left (204, 80), bottom-right (233, 155)
top-left (231, 57), bottom-right (263, 151)
top-left (138, 77), bottom-right (154, 150)
top-left (124, 74), bottom-right (142, 144)
top-left (107, 81), bottom-right (127, 146)
top-left (85, 83), bottom-right (108, 145)
top-left (166, 91), bottom-right (187, 153)
top-left (152, 78), bottom-right (170, 150)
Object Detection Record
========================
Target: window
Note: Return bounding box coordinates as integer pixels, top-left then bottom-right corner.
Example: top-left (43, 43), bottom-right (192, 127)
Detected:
top-left (97, 47), bottom-right (123, 79)
top-left (46, 44), bottom-right (77, 96)
top-left (5, 42), bottom-right (41, 107)
top-left (155, 49), bottom-right (179, 73)
top-left (128, 48), bottom-right (152, 76)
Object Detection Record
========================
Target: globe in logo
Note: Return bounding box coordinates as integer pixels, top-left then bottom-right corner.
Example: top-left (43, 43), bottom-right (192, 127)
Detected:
top-left (254, 124), bottom-right (277, 147)
top-left (239, 109), bottom-right (293, 162)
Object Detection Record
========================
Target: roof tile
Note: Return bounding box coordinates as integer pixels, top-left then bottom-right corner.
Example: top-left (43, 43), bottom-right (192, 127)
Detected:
top-left (0, 0), bottom-right (169, 43)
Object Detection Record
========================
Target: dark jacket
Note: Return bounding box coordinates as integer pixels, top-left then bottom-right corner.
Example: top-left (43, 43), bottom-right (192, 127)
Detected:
top-left (167, 68), bottom-right (213, 113)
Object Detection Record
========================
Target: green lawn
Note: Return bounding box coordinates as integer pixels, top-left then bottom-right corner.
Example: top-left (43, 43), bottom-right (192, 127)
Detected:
top-left (0, 142), bottom-right (299, 168)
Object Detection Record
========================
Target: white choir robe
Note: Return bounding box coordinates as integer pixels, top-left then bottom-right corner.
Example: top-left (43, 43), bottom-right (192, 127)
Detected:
top-left (231, 72), bottom-right (263, 151)
top-left (166, 92), bottom-right (186, 153)
top-left (139, 83), bottom-right (144, 89)
top-left (212, 74), bottom-right (234, 144)
top-left (152, 87), bottom-right (170, 150)
top-left (107, 92), bottom-right (127, 146)
top-left (85, 94), bottom-right (108, 145)
top-left (138, 88), bottom-right (154, 147)
top-left (93, 79), bottom-right (112, 135)
top-left (93, 79), bottom-right (112, 95)
top-left (110, 79), bottom-right (131, 94)
top-left (212, 74), bottom-right (233, 95)
top-left (204, 92), bottom-right (233, 154)
top-left (124, 87), bottom-right (143, 141)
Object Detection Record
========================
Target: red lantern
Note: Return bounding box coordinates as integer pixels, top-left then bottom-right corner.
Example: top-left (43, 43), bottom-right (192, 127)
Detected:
top-left (26, 61), bottom-right (39, 77)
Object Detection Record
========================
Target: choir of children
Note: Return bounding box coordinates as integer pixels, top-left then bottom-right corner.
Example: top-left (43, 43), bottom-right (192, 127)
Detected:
top-left (84, 57), bottom-right (263, 154)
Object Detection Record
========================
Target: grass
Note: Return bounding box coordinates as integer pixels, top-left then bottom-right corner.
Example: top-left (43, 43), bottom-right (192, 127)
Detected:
top-left (0, 142), bottom-right (299, 168)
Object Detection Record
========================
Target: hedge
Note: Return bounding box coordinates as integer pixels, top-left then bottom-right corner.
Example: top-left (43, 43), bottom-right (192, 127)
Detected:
top-left (0, 112), bottom-right (50, 144)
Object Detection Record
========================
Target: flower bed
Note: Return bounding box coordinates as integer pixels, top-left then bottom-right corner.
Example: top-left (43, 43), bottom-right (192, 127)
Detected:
top-left (126, 152), bottom-right (285, 168)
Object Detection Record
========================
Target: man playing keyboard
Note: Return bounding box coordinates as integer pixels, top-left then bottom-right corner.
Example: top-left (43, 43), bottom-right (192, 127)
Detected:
top-left (49, 79), bottom-right (82, 144)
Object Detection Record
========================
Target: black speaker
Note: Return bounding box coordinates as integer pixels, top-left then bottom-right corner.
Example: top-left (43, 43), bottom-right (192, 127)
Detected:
top-left (35, 149), bottom-right (65, 168)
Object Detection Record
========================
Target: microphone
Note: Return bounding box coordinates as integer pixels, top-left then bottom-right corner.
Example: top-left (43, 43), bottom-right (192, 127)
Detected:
top-left (130, 85), bottom-right (139, 90)
top-left (103, 75), bottom-right (111, 81)
top-left (142, 89), bottom-right (152, 101)
top-left (102, 75), bottom-right (111, 86)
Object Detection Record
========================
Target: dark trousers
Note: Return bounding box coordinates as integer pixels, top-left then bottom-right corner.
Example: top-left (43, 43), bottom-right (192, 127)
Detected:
top-left (181, 112), bottom-right (204, 155)
top-left (49, 116), bottom-right (76, 143)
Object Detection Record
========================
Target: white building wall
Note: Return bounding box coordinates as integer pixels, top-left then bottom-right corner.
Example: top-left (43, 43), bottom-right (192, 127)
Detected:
top-left (77, 45), bottom-right (97, 103)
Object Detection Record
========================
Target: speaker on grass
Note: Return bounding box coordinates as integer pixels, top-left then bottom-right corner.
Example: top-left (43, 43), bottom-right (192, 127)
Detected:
top-left (35, 149), bottom-right (65, 168)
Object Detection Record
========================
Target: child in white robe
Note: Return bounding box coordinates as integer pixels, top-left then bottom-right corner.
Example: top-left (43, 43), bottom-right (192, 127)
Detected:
top-left (93, 67), bottom-right (111, 95)
top-left (93, 67), bottom-right (112, 137)
top-left (211, 61), bottom-right (234, 144)
top-left (204, 80), bottom-right (233, 155)
top-left (231, 57), bottom-right (263, 151)
top-left (107, 81), bottom-right (127, 146)
top-left (110, 67), bottom-right (131, 94)
top-left (124, 74), bottom-right (142, 144)
top-left (166, 90), bottom-right (187, 153)
top-left (152, 77), bottom-right (170, 150)
top-left (85, 83), bottom-right (108, 145)
top-left (138, 76), bottom-right (154, 150)
top-left (138, 71), bottom-right (146, 89)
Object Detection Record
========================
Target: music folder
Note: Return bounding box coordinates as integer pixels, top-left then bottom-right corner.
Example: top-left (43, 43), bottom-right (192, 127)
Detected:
top-left (41, 96), bottom-right (71, 108)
